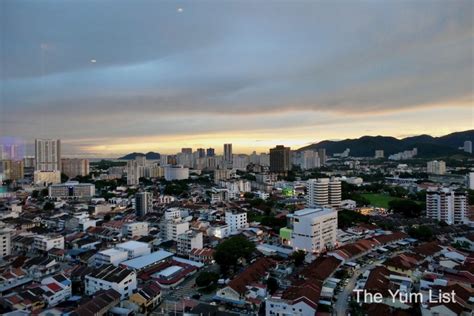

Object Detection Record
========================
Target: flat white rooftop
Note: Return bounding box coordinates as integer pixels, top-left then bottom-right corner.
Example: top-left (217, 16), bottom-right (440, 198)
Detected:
top-left (121, 250), bottom-right (173, 270)
top-left (291, 207), bottom-right (335, 217)
top-left (99, 248), bottom-right (127, 256)
top-left (116, 240), bottom-right (149, 250)
top-left (157, 265), bottom-right (183, 278)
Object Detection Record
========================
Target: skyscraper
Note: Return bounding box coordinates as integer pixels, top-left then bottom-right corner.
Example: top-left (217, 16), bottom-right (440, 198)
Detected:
top-left (61, 158), bottom-right (90, 178)
top-left (135, 191), bottom-right (153, 217)
top-left (426, 188), bottom-right (468, 225)
top-left (196, 148), bottom-right (206, 158)
top-left (206, 148), bottom-right (215, 157)
top-left (181, 148), bottom-right (193, 155)
top-left (35, 139), bottom-right (61, 171)
top-left (224, 144), bottom-right (232, 167)
top-left (269, 145), bottom-right (291, 173)
top-left (307, 178), bottom-right (341, 208)
top-left (427, 160), bottom-right (446, 175)
top-left (317, 148), bottom-right (327, 166)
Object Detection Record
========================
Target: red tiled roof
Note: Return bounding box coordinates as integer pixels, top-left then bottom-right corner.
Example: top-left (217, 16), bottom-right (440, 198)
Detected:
top-left (413, 242), bottom-right (443, 257)
top-left (301, 256), bottom-right (342, 282)
top-left (371, 232), bottom-right (407, 245)
top-left (228, 258), bottom-right (274, 294)
top-left (281, 281), bottom-right (321, 309)
top-left (46, 283), bottom-right (62, 292)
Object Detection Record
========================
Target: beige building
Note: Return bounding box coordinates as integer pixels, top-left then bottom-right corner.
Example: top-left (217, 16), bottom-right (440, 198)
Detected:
top-left (34, 170), bottom-right (61, 185)
top-left (0, 160), bottom-right (24, 180)
top-left (61, 158), bottom-right (89, 178)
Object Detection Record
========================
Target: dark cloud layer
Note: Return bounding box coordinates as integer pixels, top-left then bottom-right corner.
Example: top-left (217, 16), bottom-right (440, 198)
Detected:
top-left (1, 0), bottom-right (473, 152)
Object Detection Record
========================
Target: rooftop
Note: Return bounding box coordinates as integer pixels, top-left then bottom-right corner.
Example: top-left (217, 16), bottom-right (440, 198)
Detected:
top-left (290, 207), bottom-right (336, 218)
top-left (116, 240), bottom-right (150, 250)
top-left (121, 250), bottom-right (174, 270)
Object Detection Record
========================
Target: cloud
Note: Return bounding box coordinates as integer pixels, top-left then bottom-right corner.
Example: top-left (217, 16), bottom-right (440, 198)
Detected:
top-left (1, 0), bottom-right (473, 153)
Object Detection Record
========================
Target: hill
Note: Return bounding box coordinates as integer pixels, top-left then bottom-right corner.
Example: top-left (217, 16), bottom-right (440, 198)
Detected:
top-left (118, 151), bottom-right (161, 160)
top-left (298, 130), bottom-right (474, 158)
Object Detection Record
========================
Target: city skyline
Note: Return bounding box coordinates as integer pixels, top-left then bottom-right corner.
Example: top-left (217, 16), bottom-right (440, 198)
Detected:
top-left (1, 1), bottom-right (473, 156)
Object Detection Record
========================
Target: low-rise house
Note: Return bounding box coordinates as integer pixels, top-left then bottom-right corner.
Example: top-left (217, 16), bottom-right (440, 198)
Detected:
top-left (127, 281), bottom-right (162, 315)
top-left (23, 256), bottom-right (60, 280)
top-left (40, 274), bottom-right (72, 306)
top-left (189, 248), bottom-right (215, 264)
top-left (266, 256), bottom-right (341, 316)
top-left (85, 264), bottom-right (137, 299)
top-left (216, 258), bottom-right (274, 305)
top-left (72, 289), bottom-right (121, 316)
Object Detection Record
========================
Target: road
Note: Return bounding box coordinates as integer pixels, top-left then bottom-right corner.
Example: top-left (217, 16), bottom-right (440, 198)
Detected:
top-left (333, 250), bottom-right (407, 316)
top-left (333, 266), bottom-right (365, 316)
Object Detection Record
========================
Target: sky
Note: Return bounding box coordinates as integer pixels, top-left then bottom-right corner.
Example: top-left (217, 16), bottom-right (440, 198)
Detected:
top-left (1, 0), bottom-right (473, 157)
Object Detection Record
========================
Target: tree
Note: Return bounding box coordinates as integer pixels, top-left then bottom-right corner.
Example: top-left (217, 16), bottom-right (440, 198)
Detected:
top-left (195, 272), bottom-right (219, 288)
top-left (338, 210), bottom-right (369, 229)
top-left (290, 250), bottom-right (306, 266)
top-left (267, 277), bottom-right (279, 294)
top-left (244, 192), bottom-right (255, 199)
top-left (43, 201), bottom-right (55, 211)
top-left (389, 199), bottom-right (422, 218)
top-left (103, 214), bottom-right (111, 222)
top-left (214, 236), bottom-right (255, 274)
top-left (31, 190), bottom-right (39, 199)
top-left (61, 173), bottom-right (69, 183)
top-left (407, 225), bottom-right (433, 241)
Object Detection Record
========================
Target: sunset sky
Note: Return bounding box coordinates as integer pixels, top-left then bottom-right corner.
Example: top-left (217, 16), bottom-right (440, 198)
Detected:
top-left (1, 0), bottom-right (473, 157)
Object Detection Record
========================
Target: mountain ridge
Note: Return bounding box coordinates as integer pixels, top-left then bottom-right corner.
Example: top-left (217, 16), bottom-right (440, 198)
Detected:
top-left (298, 130), bottom-right (474, 158)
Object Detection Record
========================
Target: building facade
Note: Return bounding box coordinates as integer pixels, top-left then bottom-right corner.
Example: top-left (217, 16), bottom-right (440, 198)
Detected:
top-left (270, 145), bottom-right (291, 173)
top-left (135, 192), bottom-right (153, 217)
top-left (48, 181), bottom-right (95, 199)
top-left (288, 208), bottom-right (338, 253)
top-left (177, 230), bottom-right (203, 256)
top-left (426, 188), bottom-right (468, 225)
top-left (427, 160), bottom-right (446, 175)
top-left (61, 158), bottom-right (89, 178)
top-left (35, 139), bottom-right (61, 171)
top-left (225, 211), bottom-right (248, 234)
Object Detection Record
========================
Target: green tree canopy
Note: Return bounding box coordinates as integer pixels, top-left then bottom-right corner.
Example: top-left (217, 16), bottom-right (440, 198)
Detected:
top-left (389, 199), bottom-right (422, 218)
top-left (214, 235), bottom-right (255, 274)
top-left (195, 272), bottom-right (219, 288)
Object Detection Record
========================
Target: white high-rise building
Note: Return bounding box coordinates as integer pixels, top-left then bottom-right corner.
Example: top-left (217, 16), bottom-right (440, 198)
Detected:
top-left (469, 172), bottom-right (474, 190)
top-left (299, 150), bottom-right (320, 170)
top-left (328, 180), bottom-right (342, 207)
top-left (375, 150), bottom-right (384, 159)
top-left (427, 160), bottom-right (446, 175)
top-left (164, 165), bottom-right (189, 180)
top-left (426, 188), bottom-right (468, 225)
top-left (225, 211), bottom-right (248, 234)
top-left (127, 160), bottom-right (139, 185)
top-left (288, 207), bottom-right (337, 253)
top-left (232, 154), bottom-right (249, 170)
top-left (159, 154), bottom-right (169, 166)
top-left (306, 178), bottom-right (341, 208)
top-left (463, 141), bottom-right (472, 154)
top-left (135, 192), bottom-right (153, 217)
top-left (35, 139), bottom-right (61, 171)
